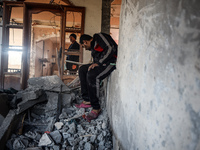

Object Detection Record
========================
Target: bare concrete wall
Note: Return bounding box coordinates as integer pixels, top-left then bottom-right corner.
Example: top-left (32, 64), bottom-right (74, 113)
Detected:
top-left (107, 0), bottom-right (200, 150)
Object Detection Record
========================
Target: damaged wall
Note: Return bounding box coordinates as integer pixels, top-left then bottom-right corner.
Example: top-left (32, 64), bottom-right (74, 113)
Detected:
top-left (107, 0), bottom-right (200, 150)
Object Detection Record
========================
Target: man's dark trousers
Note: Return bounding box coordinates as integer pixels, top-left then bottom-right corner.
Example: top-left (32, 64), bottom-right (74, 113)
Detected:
top-left (79, 64), bottom-right (116, 109)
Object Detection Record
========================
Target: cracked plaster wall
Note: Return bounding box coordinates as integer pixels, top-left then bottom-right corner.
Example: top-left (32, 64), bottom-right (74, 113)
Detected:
top-left (107, 0), bottom-right (200, 150)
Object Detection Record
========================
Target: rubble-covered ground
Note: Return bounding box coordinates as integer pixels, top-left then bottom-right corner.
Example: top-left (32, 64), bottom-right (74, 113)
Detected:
top-left (5, 76), bottom-right (113, 150)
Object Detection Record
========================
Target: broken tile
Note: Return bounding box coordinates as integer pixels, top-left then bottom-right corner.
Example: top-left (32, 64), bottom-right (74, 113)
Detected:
top-left (49, 130), bottom-right (62, 144)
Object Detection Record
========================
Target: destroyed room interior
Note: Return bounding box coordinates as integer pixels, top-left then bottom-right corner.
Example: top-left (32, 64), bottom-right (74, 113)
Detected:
top-left (0, 0), bottom-right (200, 150)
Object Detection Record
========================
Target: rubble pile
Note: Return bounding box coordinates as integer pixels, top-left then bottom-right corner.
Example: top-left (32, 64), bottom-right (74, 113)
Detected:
top-left (5, 76), bottom-right (113, 150)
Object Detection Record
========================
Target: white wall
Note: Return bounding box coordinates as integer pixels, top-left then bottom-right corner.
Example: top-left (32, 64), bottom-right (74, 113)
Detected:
top-left (107, 0), bottom-right (200, 150)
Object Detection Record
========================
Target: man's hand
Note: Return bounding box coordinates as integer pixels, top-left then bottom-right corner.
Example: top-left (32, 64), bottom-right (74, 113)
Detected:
top-left (88, 63), bottom-right (99, 71)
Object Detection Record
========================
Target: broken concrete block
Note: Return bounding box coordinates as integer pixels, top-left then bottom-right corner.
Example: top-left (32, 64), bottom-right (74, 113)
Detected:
top-left (102, 131), bottom-right (107, 137)
top-left (52, 145), bottom-right (60, 150)
top-left (62, 132), bottom-right (71, 139)
top-left (46, 117), bottom-right (56, 132)
top-left (28, 75), bottom-right (70, 93)
top-left (84, 142), bottom-right (94, 150)
top-left (13, 138), bottom-right (28, 149)
top-left (22, 88), bottom-right (43, 101)
top-left (83, 137), bottom-right (89, 142)
top-left (102, 120), bottom-right (107, 129)
top-left (38, 133), bottom-right (54, 147)
top-left (97, 133), bottom-right (104, 141)
top-left (25, 131), bottom-right (41, 141)
top-left (67, 137), bottom-right (74, 146)
top-left (17, 93), bottom-right (47, 114)
top-left (49, 130), bottom-right (62, 144)
top-left (90, 135), bottom-right (96, 143)
top-left (61, 93), bottom-right (73, 107)
top-left (54, 122), bottom-right (64, 130)
top-left (105, 141), bottom-right (112, 149)
top-left (68, 122), bottom-right (76, 134)
top-left (98, 145), bottom-right (105, 150)
top-left (45, 92), bottom-right (58, 114)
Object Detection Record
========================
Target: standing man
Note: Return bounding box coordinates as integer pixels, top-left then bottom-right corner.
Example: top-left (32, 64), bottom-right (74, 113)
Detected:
top-left (75, 33), bottom-right (118, 122)
top-left (66, 33), bottom-right (80, 71)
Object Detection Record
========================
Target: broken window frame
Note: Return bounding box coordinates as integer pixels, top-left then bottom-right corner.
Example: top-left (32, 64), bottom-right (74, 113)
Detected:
top-left (1, 1), bottom-right (85, 90)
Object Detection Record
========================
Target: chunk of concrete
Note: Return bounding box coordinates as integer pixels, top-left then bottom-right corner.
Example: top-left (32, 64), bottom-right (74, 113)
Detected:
top-left (25, 131), bottom-right (41, 141)
top-left (13, 138), bottom-right (26, 149)
top-left (28, 75), bottom-right (70, 93)
top-left (49, 130), bottom-right (62, 144)
top-left (22, 88), bottom-right (43, 101)
top-left (38, 133), bottom-right (54, 147)
top-left (52, 145), bottom-right (60, 150)
top-left (84, 142), bottom-right (94, 150)
top-left (17, 93), bottom-right (47, 114)
top-left (54, 122), bottom-right (64, 130)
top-left (62, 132), bottom-right (71, 139)
top-left (90, 135), bottom-right (96, 143)
top-left (67, 137), bottom-right (74, 146)
top-left (45, 92), bottom-right (58, 115)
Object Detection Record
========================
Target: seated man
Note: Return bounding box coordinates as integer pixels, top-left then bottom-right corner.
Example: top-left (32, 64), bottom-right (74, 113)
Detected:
top-left (66, 33), bottom-right (80, 72)
top-left (76, 33), bottom-right (118, 122)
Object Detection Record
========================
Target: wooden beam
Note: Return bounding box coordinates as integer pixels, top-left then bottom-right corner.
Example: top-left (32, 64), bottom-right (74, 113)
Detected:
top-left (61, 0), bottom-right (74, 6)
top-left (21, 3), bottom-right (31, 89)
top-left (60, 10), bottom-right (66, 80)
top-left (1, 2), bottom-right (10, 89)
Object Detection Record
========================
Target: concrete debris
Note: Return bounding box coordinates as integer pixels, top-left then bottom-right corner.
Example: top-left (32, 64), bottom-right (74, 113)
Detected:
top-left (25, 131), bottom-right (41, 141)
top-left (22, 88), bottom-right (43, 101)
top-left (49, 130), bottom-right (62, 144)
top-left (17, 93), bottom-right (47, 114)
top-left (52, 145), bottom-right (60, 150)
top-left (54, 122), bottom-right (64, 130)
top-left (84, 142), bottom-right (94, 150)
top-left (4, 76), bottom-right (113, 149)
top-left (26, 147), bottom-right (43, 150)
top-left (38, 133), bottom-right (54, 147)
top-left (28, 75), bottom-right (70, 93)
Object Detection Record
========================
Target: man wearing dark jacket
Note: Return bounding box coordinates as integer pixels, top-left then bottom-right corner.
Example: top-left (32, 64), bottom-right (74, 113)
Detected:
top-left (75, 33), bottom-right (118, 122)
top-left (66, 34), bottom-right (80, 71)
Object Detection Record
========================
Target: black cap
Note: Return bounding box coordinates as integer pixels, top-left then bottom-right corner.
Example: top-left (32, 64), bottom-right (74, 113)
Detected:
top-left (70, 33), bottom-right (76, 40)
